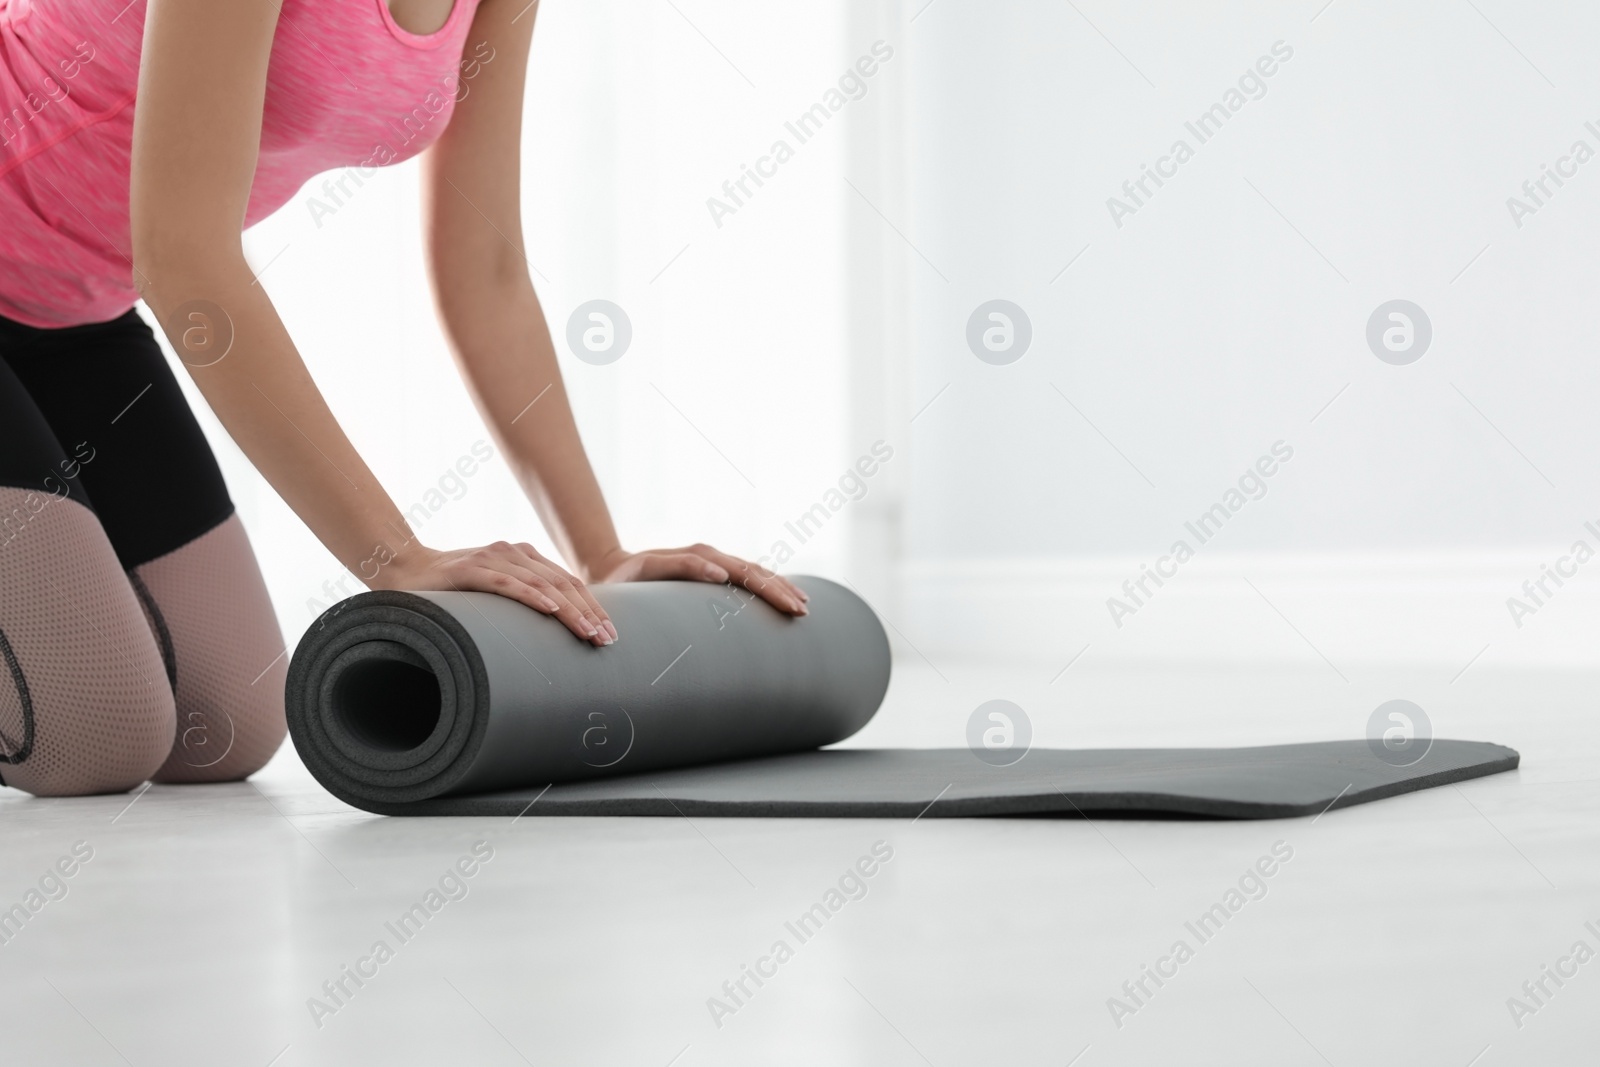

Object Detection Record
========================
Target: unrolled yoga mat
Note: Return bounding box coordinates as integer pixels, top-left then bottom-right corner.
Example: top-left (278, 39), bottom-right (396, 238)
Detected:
top-left (286, 577), bottom-right (1519, 818)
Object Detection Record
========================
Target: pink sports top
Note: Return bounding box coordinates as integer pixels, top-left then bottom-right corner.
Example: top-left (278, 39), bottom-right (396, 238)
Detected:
top-left (0, 0), bottom-right (486, 327)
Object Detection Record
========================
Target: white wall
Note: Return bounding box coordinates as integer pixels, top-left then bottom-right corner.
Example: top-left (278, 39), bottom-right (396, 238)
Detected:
top-left (895, 0), bottom-right (1600, 667)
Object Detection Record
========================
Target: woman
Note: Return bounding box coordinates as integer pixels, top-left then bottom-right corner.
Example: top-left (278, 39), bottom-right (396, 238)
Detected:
top-left (0, 0), bottom-right (807, 797)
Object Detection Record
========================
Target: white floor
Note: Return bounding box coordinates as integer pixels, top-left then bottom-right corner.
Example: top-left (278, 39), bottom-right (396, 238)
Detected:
top-left (1, 655), bottom-right (1596, 1066)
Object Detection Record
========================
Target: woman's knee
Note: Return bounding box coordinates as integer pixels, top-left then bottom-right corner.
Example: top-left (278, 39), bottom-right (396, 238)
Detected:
top-left (134, 513), bottom-right (288, 784)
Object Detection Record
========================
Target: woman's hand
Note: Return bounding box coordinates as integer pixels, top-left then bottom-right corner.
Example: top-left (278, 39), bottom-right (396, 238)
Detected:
top-left (588, 544), bottom-right (809, 617)
top-left (373, 542), bottom-right (617, 646)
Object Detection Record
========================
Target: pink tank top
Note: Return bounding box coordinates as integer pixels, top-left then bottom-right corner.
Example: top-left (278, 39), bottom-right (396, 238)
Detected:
top-left (0, 0), bottom-right (487, 327)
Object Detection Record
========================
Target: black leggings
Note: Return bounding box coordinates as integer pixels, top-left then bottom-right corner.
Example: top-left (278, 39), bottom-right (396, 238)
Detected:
top-left (0, 309), bottom-right (287, 795)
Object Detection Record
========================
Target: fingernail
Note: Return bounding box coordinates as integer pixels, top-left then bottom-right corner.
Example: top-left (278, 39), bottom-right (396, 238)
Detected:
top-left (604, 621), bottom-right (619, 642)
top-left (707, 564), bottom-right (729, 582)
top-left (793, 599), bottom-right (808, 615)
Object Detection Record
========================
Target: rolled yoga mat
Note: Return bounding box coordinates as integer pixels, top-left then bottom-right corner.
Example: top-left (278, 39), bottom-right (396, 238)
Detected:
top-left (286, 577), bottom-right (1520, 818)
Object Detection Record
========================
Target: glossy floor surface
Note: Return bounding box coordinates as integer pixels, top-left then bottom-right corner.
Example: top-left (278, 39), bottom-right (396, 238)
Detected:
top-left (1, 657), bottom-right (1595, 1066)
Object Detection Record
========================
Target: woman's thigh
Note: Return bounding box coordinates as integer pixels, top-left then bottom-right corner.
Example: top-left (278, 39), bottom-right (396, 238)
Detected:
top-left (0, 309), bottom-right (287, 791)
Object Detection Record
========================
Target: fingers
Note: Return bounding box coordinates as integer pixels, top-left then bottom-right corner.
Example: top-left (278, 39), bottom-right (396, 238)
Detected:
top-left (515, 543), bottom-right (617, 644)
top-left (471, 544), bottom-right (612, 646)
top-left (466, 561), bottom-right (602, 645)
top-left (685, 544), bottom-right (807, 615)
top-left (385, 542), bottom-right (617, 646)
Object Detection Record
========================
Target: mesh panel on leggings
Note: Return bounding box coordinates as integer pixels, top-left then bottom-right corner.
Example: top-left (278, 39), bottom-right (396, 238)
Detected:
top-left (136, 513), bottom-right (288, 783)
top-left (0, 487), bottom-right (175, 796)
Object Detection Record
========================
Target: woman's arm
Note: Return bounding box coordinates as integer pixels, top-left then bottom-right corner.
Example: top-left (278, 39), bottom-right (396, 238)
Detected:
top-left (130, 0), bottom-right (615, 645)
top-left (423, 0), bottom-right (808, 616)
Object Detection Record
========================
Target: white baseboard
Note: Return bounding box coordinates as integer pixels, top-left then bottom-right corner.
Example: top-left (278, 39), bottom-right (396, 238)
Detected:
top-left (892, 552), bottom-right (1600, 669)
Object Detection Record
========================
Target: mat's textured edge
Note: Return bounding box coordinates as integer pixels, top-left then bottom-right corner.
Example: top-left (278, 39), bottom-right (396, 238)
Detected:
top-left (285, 591), bottom-right (495, 807)
top-left (351, 744), bottom-right (1521, 819)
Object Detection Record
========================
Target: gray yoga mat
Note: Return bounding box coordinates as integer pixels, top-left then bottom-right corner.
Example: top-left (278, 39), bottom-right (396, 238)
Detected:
top-left (285, 577), bottom-right (1519, 818)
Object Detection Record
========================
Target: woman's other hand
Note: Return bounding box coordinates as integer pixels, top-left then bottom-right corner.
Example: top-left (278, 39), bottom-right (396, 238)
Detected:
top-left (591, 544), bottom-right (808, 617)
